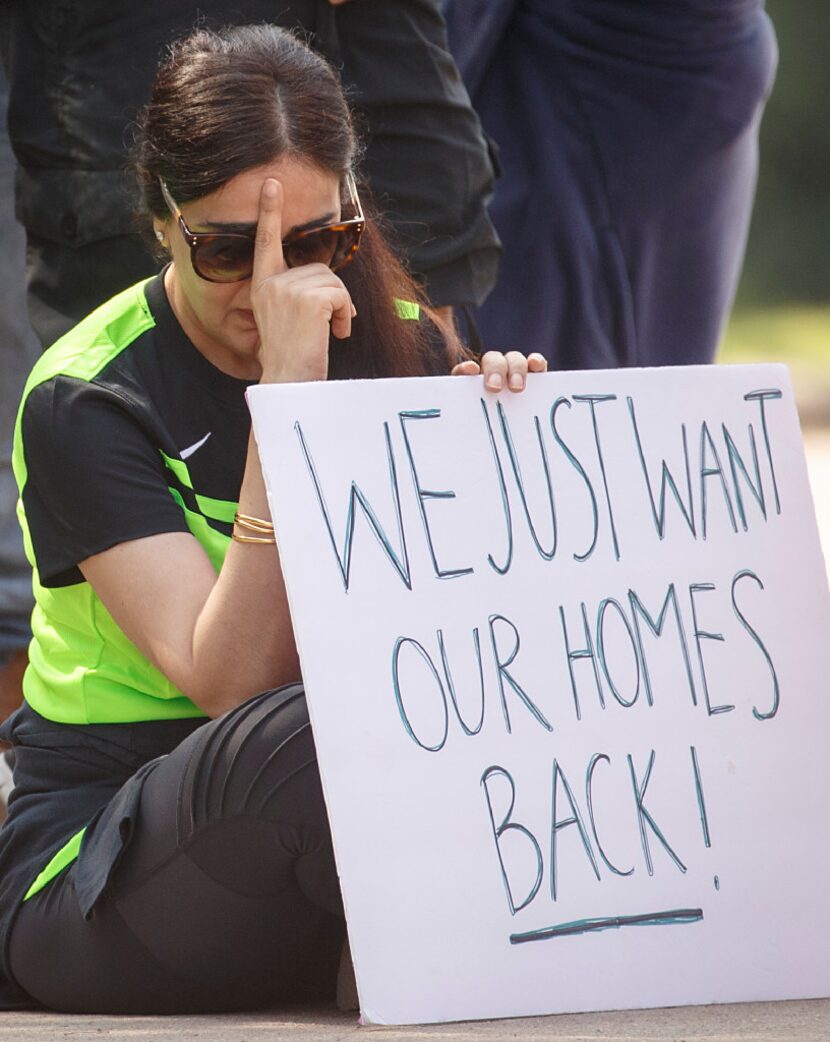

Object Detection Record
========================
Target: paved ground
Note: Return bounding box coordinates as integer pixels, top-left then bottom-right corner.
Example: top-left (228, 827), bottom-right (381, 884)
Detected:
top-left (4, 430), bottom-right (830, 1041)
top-left (1, 998), bottom-right (830, 1042)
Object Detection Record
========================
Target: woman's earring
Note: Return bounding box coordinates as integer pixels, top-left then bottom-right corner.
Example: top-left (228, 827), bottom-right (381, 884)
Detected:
top-left (155, 229), bottom-right (165, 243)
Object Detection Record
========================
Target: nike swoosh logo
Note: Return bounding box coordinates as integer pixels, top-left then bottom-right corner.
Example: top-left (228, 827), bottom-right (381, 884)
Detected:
top-left (180, 432), bottom-right (212, 460)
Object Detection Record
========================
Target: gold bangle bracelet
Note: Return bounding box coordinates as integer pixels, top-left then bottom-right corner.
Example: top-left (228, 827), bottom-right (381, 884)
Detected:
top-left (231, 531), bottom-right (277, 545)
top-left (234, 511), bottom-right (274, 534)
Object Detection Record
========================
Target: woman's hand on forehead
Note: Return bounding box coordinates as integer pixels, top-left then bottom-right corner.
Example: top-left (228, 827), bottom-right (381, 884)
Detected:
top-left (452, 351), bottom-right (548, 393)
top-left (250, 177), bottom-right (355, 384)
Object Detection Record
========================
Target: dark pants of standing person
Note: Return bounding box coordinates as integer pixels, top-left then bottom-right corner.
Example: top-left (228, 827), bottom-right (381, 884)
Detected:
top-left (8, 685), bottom-right (345, 1013)
top-left (444, 0), bottom-right (778, 369)
top-left (26, 233), bottom-right (161, 351)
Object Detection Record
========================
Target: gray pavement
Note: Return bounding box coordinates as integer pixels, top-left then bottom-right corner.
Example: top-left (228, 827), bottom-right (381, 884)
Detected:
top-left (1, 1000), bottom-right (828, 1042)
top-left (3, 430), bottom-right (830, 1041)
top-left (1, 998), bottom-right (830, 1041)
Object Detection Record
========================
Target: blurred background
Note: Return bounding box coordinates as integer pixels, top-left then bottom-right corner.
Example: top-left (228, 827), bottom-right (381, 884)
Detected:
top-left (720, 0), bottom-right (830, 425)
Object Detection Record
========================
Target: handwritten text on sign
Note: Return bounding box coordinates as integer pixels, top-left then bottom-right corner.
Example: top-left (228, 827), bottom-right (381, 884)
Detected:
top-left (248, 365), bottom-right (830, 1025)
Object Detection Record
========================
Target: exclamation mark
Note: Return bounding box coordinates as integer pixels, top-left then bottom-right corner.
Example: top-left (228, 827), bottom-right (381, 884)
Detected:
top-left (690, 745), bottom-right (711, 848)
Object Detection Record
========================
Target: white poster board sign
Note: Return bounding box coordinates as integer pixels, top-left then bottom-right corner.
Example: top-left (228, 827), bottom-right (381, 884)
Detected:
top-left (248, 364), bottom-right (830, 1026)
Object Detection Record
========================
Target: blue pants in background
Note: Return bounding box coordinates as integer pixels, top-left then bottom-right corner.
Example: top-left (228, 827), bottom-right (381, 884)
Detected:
top-left (445, 0), bottom-right (777, 368)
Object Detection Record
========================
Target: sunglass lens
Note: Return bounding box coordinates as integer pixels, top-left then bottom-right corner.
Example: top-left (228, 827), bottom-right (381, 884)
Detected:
top-left (194, 236), bottom-right (255, 282)
top-left (331, 226), bottom-right (361, 271)
top-left (283, 225), bottom-right (362, 272)
top-left (284, 228), bottom-right (341, 269)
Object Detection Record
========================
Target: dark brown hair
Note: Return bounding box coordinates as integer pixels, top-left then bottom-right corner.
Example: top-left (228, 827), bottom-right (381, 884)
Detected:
top-left (134, 24), bottom-right (461, 377)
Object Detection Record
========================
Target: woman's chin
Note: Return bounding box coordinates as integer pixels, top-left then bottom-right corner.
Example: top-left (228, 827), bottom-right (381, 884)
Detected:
top-left (231, 344), bottom-right (262, 379)
top-left (233, 324), bottom-right (261, 353)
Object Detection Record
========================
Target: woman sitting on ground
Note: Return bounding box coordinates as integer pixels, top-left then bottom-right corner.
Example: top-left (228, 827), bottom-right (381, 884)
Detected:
top-left (0, 23), bottom-right (545, 1013)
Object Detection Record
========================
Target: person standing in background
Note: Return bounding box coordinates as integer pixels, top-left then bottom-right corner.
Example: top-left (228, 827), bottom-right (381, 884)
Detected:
top-left (1, 0), bottom-right (499, 349)
top-left (444, 0), bottom-right (777, 369)
top-left (0, 68), bottom-right (38, 794)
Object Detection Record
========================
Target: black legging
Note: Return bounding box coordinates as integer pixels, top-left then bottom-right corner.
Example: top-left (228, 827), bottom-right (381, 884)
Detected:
top-left (8, 685), bottom-right (345, 1013)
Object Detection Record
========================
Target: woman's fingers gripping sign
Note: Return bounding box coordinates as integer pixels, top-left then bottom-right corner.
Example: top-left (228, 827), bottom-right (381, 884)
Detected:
top-left (451, 350), bottom-right (548, 392)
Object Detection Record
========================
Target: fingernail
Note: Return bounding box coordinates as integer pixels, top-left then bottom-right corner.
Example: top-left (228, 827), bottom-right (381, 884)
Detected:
top-left (486, 372), bottom-right (503, 391)
top-left (263, 180), bottom-right (278, 198)
top-left (351, 304), bottom-right (357, 318)
top-left (509, 372), bottom-right (524, 390)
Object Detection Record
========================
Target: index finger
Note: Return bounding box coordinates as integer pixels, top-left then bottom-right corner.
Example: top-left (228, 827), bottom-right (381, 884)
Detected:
top-left (252, 178), bottom-right (285, 285)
